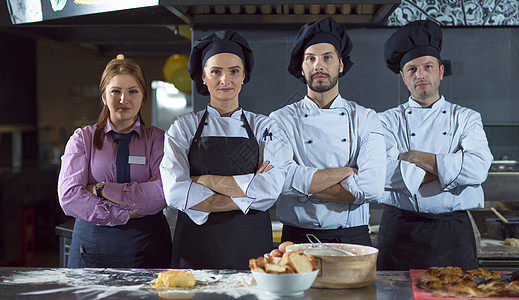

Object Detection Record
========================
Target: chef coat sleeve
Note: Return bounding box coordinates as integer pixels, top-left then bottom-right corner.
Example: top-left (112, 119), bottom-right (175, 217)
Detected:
top-left (58, 128), bottom-right (131, 227)
top-left (101, 128), bottom-right (167, 216)
top-left (269, 110), bottom-right (319, 197)
top-left (340, 110), bottom-right (386, 204)
top-left (378, 111), bottom-right (426, 196)
top-left (436, 110), bottom-right (493, 190)
top-left (231, 117), bottom-right (292, 213)
top-left (160, 115), bottom-right (214, 225)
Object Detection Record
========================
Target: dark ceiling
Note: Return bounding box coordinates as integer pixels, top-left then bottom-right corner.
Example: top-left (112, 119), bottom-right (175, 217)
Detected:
top-left (0, 1), bottom-right (400, 56)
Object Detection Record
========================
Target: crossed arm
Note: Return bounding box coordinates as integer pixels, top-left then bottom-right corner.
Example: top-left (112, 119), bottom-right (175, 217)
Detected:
top-left (189, 161), bottom-right (273, 212)
top-left (398, 150), bottom-right (438, 184)
top-left (85, 176), bottom-right (159, 219)
top-left (308, 167), bottom-right (357, 203)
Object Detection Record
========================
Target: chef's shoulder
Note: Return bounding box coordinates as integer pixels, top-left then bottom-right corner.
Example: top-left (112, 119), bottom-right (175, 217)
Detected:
top-left (448, 101), bottom-right (483, 122)
top-left (166, 111), bottom-right (203, 137)
top-left (268, 100), bottom-right (302, 127)
top-left (346, 100), bottom-right (383, 132)
top-left (243, 110), bottom-right (279, 133)
top-left (377, 103), bottom-right (407, 129)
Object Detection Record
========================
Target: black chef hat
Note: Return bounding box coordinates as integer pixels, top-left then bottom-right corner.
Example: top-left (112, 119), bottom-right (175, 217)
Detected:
top-left (188, 30), bottom-right (254, 95)
top-left (288, 16), bottom-right (353, 83)
top-left (384, 20), bottom-right (443, 74)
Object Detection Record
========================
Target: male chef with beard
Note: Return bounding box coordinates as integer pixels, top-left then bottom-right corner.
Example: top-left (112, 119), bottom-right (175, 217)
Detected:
top-left (270, 16), bottom-right (386, 245)
top-left (377, 20), bottom-right (493, 270)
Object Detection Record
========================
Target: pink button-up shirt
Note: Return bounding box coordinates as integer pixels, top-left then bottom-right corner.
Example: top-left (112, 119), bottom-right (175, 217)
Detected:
top-left (58, 118), bottom-right (167, 226)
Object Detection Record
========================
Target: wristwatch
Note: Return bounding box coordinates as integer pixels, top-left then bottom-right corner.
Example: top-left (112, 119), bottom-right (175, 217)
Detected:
top-left (95, 182), bottom-right (105, 198)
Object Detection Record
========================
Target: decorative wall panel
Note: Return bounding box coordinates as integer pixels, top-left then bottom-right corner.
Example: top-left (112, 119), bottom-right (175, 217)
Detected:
top-left (387, 0), bottom-right (519, 26)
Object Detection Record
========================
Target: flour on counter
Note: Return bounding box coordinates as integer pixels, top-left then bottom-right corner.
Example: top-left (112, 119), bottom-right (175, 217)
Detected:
top-left (144, 270), bottom-right (260, 298)
top-left (2, 268), bottom-right (263, 299)
top-left (3, 268), bottom-right (156, 299)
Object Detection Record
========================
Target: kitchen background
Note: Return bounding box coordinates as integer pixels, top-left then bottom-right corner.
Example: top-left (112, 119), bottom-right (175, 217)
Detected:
top-left (0, 0), bottom-right (518, 267)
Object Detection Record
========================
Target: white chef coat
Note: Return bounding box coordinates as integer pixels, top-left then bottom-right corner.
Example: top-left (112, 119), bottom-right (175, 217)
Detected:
top-left (160, 106), bottom-right (291, 225)
top-left (270, 95), bottom-right (386, 230)
top-left (378, 96), bottom-right (493, 214)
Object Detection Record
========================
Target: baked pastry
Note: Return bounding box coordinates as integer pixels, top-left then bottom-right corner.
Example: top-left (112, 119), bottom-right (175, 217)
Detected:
top-left (153, 270), bottom-right (196, 288)
top-left (416, 266), bottom-right (519, 298)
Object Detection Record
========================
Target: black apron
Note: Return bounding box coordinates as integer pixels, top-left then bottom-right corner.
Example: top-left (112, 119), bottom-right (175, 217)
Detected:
top-left (68, 212), bottom-right (172, 268)
top-left (281, 225), bottom-right (373, 246)
top-left (377, 205), bottom-right (477, 271)
top-left (172, 110), bottom-right (273, 270)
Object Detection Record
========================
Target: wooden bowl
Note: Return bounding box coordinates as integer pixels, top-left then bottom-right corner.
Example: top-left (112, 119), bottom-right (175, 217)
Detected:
top-left (286, 243), bottom-right (378, 289)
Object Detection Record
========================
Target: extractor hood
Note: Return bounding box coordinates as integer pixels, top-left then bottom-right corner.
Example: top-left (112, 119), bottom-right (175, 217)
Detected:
top-left (0, 1), bottom-right (400, 56)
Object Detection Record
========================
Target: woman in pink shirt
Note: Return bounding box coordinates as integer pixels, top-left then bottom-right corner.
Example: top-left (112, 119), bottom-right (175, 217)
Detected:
top-left (57, 58), bottom-right (171, 268)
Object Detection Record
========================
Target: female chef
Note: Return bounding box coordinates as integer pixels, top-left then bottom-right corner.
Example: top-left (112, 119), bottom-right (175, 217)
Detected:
top-left (160, 30), bottom-right (290, 270)
top-left (58, 58), bottom-right (172, 268)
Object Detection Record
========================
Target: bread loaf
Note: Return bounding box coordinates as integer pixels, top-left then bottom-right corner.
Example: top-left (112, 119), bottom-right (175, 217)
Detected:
top-left (249, 251), bottom-right (317, 274)
top-left (249, 256), bottom-right (267, 273)
top-left (281, 252), bottom-right (316, 273)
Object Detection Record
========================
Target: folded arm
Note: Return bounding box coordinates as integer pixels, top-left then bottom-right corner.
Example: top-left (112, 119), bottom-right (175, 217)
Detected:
top-left (58, 129), bottom-right (131, 226)
top-left (190, 161), bottom-right (273, 212)
top-left (436, 114), bottom-right (493, 190)
top-left (308, 167), bottom-right (357, 203)
top-left (398, 150), bottom-right (439, 185)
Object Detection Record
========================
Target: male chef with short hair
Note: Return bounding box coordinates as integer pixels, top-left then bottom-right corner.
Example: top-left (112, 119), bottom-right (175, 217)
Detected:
top-left (270, 16), bottom-right (386, 245)
top-left (377, 20), bottom-right (493, 270)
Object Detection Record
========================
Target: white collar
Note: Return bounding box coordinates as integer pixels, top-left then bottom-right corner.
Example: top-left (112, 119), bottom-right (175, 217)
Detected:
top-left (206, 105), bottom-right (243, 120)
top-left (408, 95), bottom-right (445, 109)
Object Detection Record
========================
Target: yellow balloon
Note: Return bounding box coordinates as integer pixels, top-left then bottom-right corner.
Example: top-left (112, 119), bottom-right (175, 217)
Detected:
top-left (163, 54), bottom-right (191, 94)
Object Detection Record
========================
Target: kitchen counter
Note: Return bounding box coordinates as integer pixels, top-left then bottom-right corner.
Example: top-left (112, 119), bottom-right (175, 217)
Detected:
top-left (479, 239), bottom-right (519, 259)
top-left (0, 267), bottom-right (413, 299)
top-left (478, 238), bottom-right (519, 270)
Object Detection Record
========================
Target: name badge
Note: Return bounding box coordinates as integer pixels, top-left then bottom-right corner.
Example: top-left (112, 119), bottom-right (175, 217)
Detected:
top-left (128, 156), bottom-right (146, 165)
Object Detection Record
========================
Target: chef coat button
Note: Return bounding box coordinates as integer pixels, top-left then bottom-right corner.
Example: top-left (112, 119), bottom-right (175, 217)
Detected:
top-left (341, 138), bottom-right (347, 142)
top-left (442, 132), bottom-right (447, 135)
top-left (306, 140), bottom-right (313, 144)
top-left (340, 112), bottom-right (345, 116)
top-left (408, 111), bottom-right (412, 114)
top-left (442, 110), bottom-right (447, 114)
top-left (304, 114), bottom-right (308, 117)
top-left (204, 122), bottom-right (208, 125)
top-left (411, 133), bottom-right (416, 136)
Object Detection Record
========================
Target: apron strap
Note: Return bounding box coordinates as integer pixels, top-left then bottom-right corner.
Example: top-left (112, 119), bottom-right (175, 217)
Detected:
top-left (192, 110), bottom-right (209, 143)
top-left (240, 112), bottom-right (255, 140)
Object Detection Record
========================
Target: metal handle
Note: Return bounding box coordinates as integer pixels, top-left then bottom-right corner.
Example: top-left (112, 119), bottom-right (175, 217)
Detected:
top-left (306, 234), bottom-right (322, 247)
